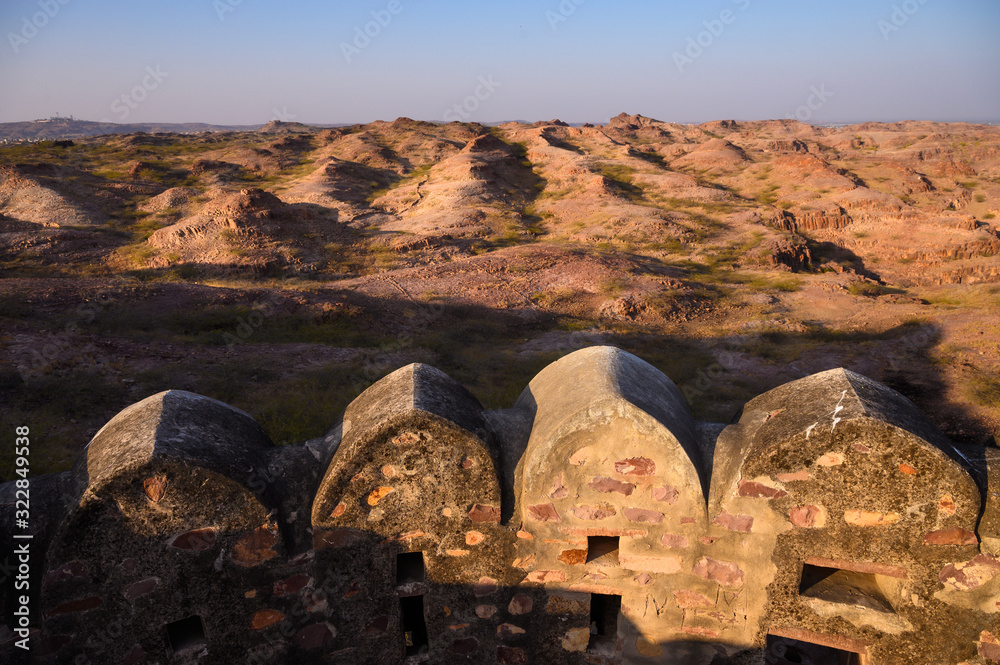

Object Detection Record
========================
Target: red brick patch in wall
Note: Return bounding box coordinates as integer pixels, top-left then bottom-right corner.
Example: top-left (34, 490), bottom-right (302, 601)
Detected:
top-left (661, 534), bottom-right (689, 548)
top-left (42, 560), bottom-right (88, 588)
top-left (508, 594), bottom-right (533, 615)
top-left (624, 507), bottom-right (664, 524)
top-left (940, 555), bottom-right (1000, 592)
top-left (143, 476), bottom-right (167, 502)
top-left (274, 574), bottom-right (313, 597)
top-left (232, 524), bottom-right (279, 567)
top-left (527, 570), bottom-right (567, 584)
top-left (693, 557), bottom-right (745, 587)
top-left (251, 609), bottom-right (286, 630)
top-left (978, 631), bottom-right (1000, 661)
top-left (651, 485), bottom-right (679, 504)
top-left (615, 457), bottom-right (655, 476)
top-left (529, 503), bottom-right (561, 522)
top-left (44, 596), bottom-right (103, 618)
top-left (468, 504), bottom-right (501, 523)
top-left (474, 577), bottom-right (499, 596)
top-left (713, 510), bottom-right (754, 533)
top-left (789, 505), bottom-right (826, 529)
top-left (167, 527), bottom-right (218, 551)
top-left (923, 527), bottom-right (978, 546)
top-left (737, 479), bottom-right (788, 499)
top-left (589, 477), bottom-right (635, 495)
top-left (313, 528), bottom-right (364, 550)
top-left (497, 623), bottom-right (526, 639)
top-left (122, 577), bottom-right (159, 602)
top-left (571, 504), bottom-right (617, 520)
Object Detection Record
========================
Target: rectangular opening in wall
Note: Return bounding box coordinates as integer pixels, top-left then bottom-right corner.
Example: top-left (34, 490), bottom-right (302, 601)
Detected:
top-left (766, 634), bottom-right (864, 665)
top-left (798, 563), bottom-right (894, 614)
top-left (588, 592), bottom-right (621, 655)
top-left (396, 551), bottom-right (426, 587)
top-left (165, 615), bottom-right (207, 655)
top-left (586, 536), bottom-right (619, 563)
top-left (400, 595), bottom-right (429, 658)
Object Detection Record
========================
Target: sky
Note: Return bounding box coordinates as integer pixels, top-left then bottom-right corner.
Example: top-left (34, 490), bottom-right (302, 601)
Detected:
top-left (0, 0), bottom-right (998, 126)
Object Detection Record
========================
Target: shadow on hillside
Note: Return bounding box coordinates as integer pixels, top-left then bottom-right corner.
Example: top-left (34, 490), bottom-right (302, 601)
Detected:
top-left (0, 286), bottom-right (994, 481)
top-left (806, 240), bottom-right (882, 282)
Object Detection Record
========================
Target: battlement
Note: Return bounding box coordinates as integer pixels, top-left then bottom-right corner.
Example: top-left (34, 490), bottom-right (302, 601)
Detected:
top-left (2, 347), bottom-right (998, 664)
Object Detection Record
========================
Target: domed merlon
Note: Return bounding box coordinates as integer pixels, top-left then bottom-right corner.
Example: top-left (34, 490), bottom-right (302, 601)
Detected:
top-left (77, 390), bottom-right (273, 498)
top-left (722, 368), bottom-right (977, 490)
top-left (514, 346), bottom-right (703, 502)
top-left (312, 363), bottom-right (503, 532)
top-left (332, 363), bottom-right (496, 448)
top-left (40, 391), bottom-right (284, 663)
top-left (709, 367), bottom-right (987, 657)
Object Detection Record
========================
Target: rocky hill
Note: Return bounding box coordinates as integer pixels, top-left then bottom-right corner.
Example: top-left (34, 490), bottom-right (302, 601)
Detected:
top-left (0, 115), bottom-right (997, 477)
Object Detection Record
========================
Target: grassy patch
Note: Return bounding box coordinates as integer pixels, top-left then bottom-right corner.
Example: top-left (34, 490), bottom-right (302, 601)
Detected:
top-left (848, 281), bottom-right (887, 297)
top-left (78, 297), bottom-right (385, 347)
top-left (754, 184), bottom-right (780, 206)
top-left (599, 277), bottom-right (631, 296)
top-left (631, 151), bottom-right (666, 168)
top-left (0, 368), bottom-right (132, 477)
top-left (969, 373), bottom-right (1000, 408)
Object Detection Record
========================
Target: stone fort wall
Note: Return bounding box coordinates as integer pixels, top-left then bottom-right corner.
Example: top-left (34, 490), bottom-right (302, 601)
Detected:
top-left (2, 346), bottom-right (999, 665)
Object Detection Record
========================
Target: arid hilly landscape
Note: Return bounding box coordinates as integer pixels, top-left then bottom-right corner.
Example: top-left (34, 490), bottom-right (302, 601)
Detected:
top-left (1, 114), bottom-right (998, 476)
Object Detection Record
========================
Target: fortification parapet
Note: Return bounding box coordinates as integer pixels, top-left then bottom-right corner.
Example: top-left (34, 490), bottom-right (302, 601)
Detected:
top-left (1, 347), bottom-right (997, 665)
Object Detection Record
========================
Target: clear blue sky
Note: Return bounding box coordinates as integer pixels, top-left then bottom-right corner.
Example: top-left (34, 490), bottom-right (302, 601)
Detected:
top-left (1, 0), bottom-right (997, 125)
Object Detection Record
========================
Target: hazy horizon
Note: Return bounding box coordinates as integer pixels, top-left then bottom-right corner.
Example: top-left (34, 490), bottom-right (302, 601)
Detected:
top-left (1, 0), bottom-right (998, 126)
top-left (7, 115), bottom-right (1000, 129)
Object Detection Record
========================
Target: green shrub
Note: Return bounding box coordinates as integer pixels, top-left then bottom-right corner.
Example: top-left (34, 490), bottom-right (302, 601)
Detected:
top-left (848, 281), bottom-right (885, 297)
